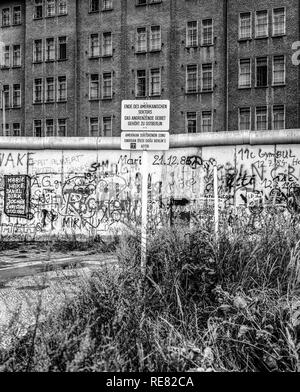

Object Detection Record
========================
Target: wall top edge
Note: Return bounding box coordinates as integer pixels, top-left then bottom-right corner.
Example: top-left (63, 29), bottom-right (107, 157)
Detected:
top-left (0, 130), bottom-right (299, 150)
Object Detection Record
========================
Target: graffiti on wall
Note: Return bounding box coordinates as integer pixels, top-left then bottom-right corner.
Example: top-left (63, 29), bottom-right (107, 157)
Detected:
top-left (1, 145), bottom-right (300, 240)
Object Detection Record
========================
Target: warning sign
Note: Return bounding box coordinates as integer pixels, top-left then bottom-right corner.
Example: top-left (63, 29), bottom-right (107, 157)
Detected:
top-left (121, 100), bottom-right (170, 131)
top-left (121, 131), bottom-right (169, 151)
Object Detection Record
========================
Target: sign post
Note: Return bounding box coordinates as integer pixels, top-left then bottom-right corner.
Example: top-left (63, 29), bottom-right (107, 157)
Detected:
top-left (213, 163), bottom-right (219, 239)
top-left (121, 100), bottom-right (170, 276)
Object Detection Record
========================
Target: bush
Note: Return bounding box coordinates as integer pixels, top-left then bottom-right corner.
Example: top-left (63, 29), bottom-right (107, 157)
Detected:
top-left (0, 217), bottom-right (299, 372)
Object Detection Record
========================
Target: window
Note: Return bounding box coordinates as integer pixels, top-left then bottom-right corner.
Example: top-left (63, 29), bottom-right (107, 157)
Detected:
top-left (3, 85), bottom-right (10, 108)
top-left (186, 65), bottom-right (198, 93)
top-left (102, 72), bottom-right (112, 99)
top-left (33, 79), bottom-right (43, 103)
top-left (90, 34), bottom-right (100, 57)
top-left (272, 55), bottom-right (285, 85)
top-left (2, 8), bottom-right (10, 27)
top-left (202, 64), bottom-right (213, 91)
top-left (89, 0), bottom-right (99, 12)
top-left (12, 45), bottom-right (21, 67)
top-left (256, 106), bottom-right (268, 130)
top-left (255, 10), bottom-right (268, 38)
top-left (202, 19), bottom-right (213, 45)
top-left (34, 120), bottom-right (42, 137)
top-left (239, 108), bottom-right (251, 130)
top-left (136, 27), bottom-right (147, 52)
top-left (57, 119), bottom-right (67, 136)
top-left (256, 57), bottom-right (268, 87)
top-left (186, 112), bottom-right (197, 133)
top-left (239, 59), bottom-right (251, 88)
top-left (239, 12), bottom-right (251, 39)
top-left (33, 39), bottom-right (43, 62)
top-left (46, 38), bottom-right (55, 61)
top-left (272, 105), bottom-right (285, 129)
top-left (13, 6), bottom-right (21, 25)
top-left (13, 123), bottom-right (21, 136)
top-left (12, 84), bottom-right (21, 107)
top-left (102, 0), bottom-right (113, 10)
top-left (45, 119), bottom-right (54, 136)
top-left (57, 76), bottom-right (67, 101)
top-left (201, 111), bottom-right (212, 132)
top-left (89, 74), bottom-right (100, 99)
top-left (149, 68), bottom-right (161, 96)
top-left (102, 116), bottom-right (112, 136)
top-left (137, 0), bottom-right (147, 5)
top-left (34, 0), bottom-right (43, 19)
top-left (90, 117), bottom-right (99, 136)
top-left (58, 36), bottom-right (67, 60)
top-left (186, 21), bottom-right (198, 47)
top-left (58, 0), bottom-right (68, 15)
top-left (2, 124), bottom-right (10, 136)
top-left (273, 8), bottom-right (285, 36)
top-left (150, 26), bottom-right (161, 51)
top-left (3, 46), bottom-right (10, 68)
top-left (46, 0), bottom-right (56, 17)
top-left (136, 70), bottom-right (146, 97)
top-left (45, 77), bottom-right (55, 102)
top-left (102, 32), bottom-right (112, 56)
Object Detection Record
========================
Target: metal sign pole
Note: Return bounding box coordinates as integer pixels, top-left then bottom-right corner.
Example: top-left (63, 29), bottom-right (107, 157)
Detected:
top-left (214, 163), bottom-right (219, 239)
top-left (141, 149), bottom-right (148, 276)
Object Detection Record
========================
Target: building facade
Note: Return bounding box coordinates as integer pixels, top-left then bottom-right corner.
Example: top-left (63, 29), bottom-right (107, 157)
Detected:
top-left (0, 0), bottom-right (299, 137)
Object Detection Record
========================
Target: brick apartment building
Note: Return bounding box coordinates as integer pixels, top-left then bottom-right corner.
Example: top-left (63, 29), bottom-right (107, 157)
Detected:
top-left (0, 0), bottom-right (299, 137)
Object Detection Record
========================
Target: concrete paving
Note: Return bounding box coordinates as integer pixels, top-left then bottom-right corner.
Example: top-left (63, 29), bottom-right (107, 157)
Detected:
top-left (0, 245), bottom-right (119, 350)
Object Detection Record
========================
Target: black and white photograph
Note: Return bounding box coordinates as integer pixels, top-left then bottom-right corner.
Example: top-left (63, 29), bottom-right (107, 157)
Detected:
top-left (0, 0), bottom-right (299, 379)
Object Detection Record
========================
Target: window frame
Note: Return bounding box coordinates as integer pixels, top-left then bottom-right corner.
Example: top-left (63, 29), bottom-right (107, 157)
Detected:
top-left (255, 106), bottom-right (268, 131)
top-left (89, 0), bottom-right (100, 13)
top-left (239, 12), bottom-right (252, 40)
top-left (57, 76), bottom-right (67, 102)
top-left (272, 7), bottom-right (286, 36)
top-left (102, 32), bottom-right (112, 57)
top-left (12, 5), bottom-right (21, 25)
top-left (2, 8), bottom-right (10, 27)
top-left (33, 0), bottom-right (43, 19)
top-left (238, 107), bottom-right (251, 131)
top-left (57, 118), bottom-right (67, 136)
top-left (136, 69), bottom-right (147, 97)
top-left (272, 55), bottom-right (285, 86)
top-left (89, 33), bottom-right (100, 58)
top-left (255, 56), bottom-right (268, 87)
top-left (186, 64), bottom-right (198, 94)
top-left (201, 19), bottom-right (213, 46)
top-left (136, 27), bottom-right (147, 53)
top-left (45, 77), bottom-right (55, 103)
top-left (33, 119), bottom-right (43, 137)
top-left (12, 84), bottom-right (21, 108)
top-left (149, 67), bottom-right (161, 96)
top-left (186, 21), bottom-right (198, 48)
top-left (201, 63), bottom-right (213, 92)
top-left (33, 39), bottom-right (43, 63)
top-left (45, 0), bottom-right (56, 18)
top-left (45, 118), bottom-right (55, 136)
top-left (89, 74), bottom-right (100, 100)
top-left (201, 111), bottom-right (213, 132)
top-left (149, 25), bottom-right (161, 52)
top-left (238, 58), bottom-right (251, 88)
top-left (102, 116), bottom-right (112, 136)
top-left (272, 104), bottom-right (285, 130)
top-left (57, 36), bottom-right (67, 61)
top-left (89, 117), bottom-right (99, 136)
top-left (102, 72), bottom-right (113, 99)
top-left (255, 10), bottom-right (269, 38)
top-left (186, 112), bottom-right (197, 133)
top-left (33, 78), bottom-right (43, 104)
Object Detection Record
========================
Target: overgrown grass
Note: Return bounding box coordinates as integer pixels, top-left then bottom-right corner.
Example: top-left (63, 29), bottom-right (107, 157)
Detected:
top-left (0, 216), bottom-right (300, 372)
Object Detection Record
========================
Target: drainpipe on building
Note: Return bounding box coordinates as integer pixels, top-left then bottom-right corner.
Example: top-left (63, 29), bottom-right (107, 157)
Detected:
top-left (225, 0), bottom-right (229, 132)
